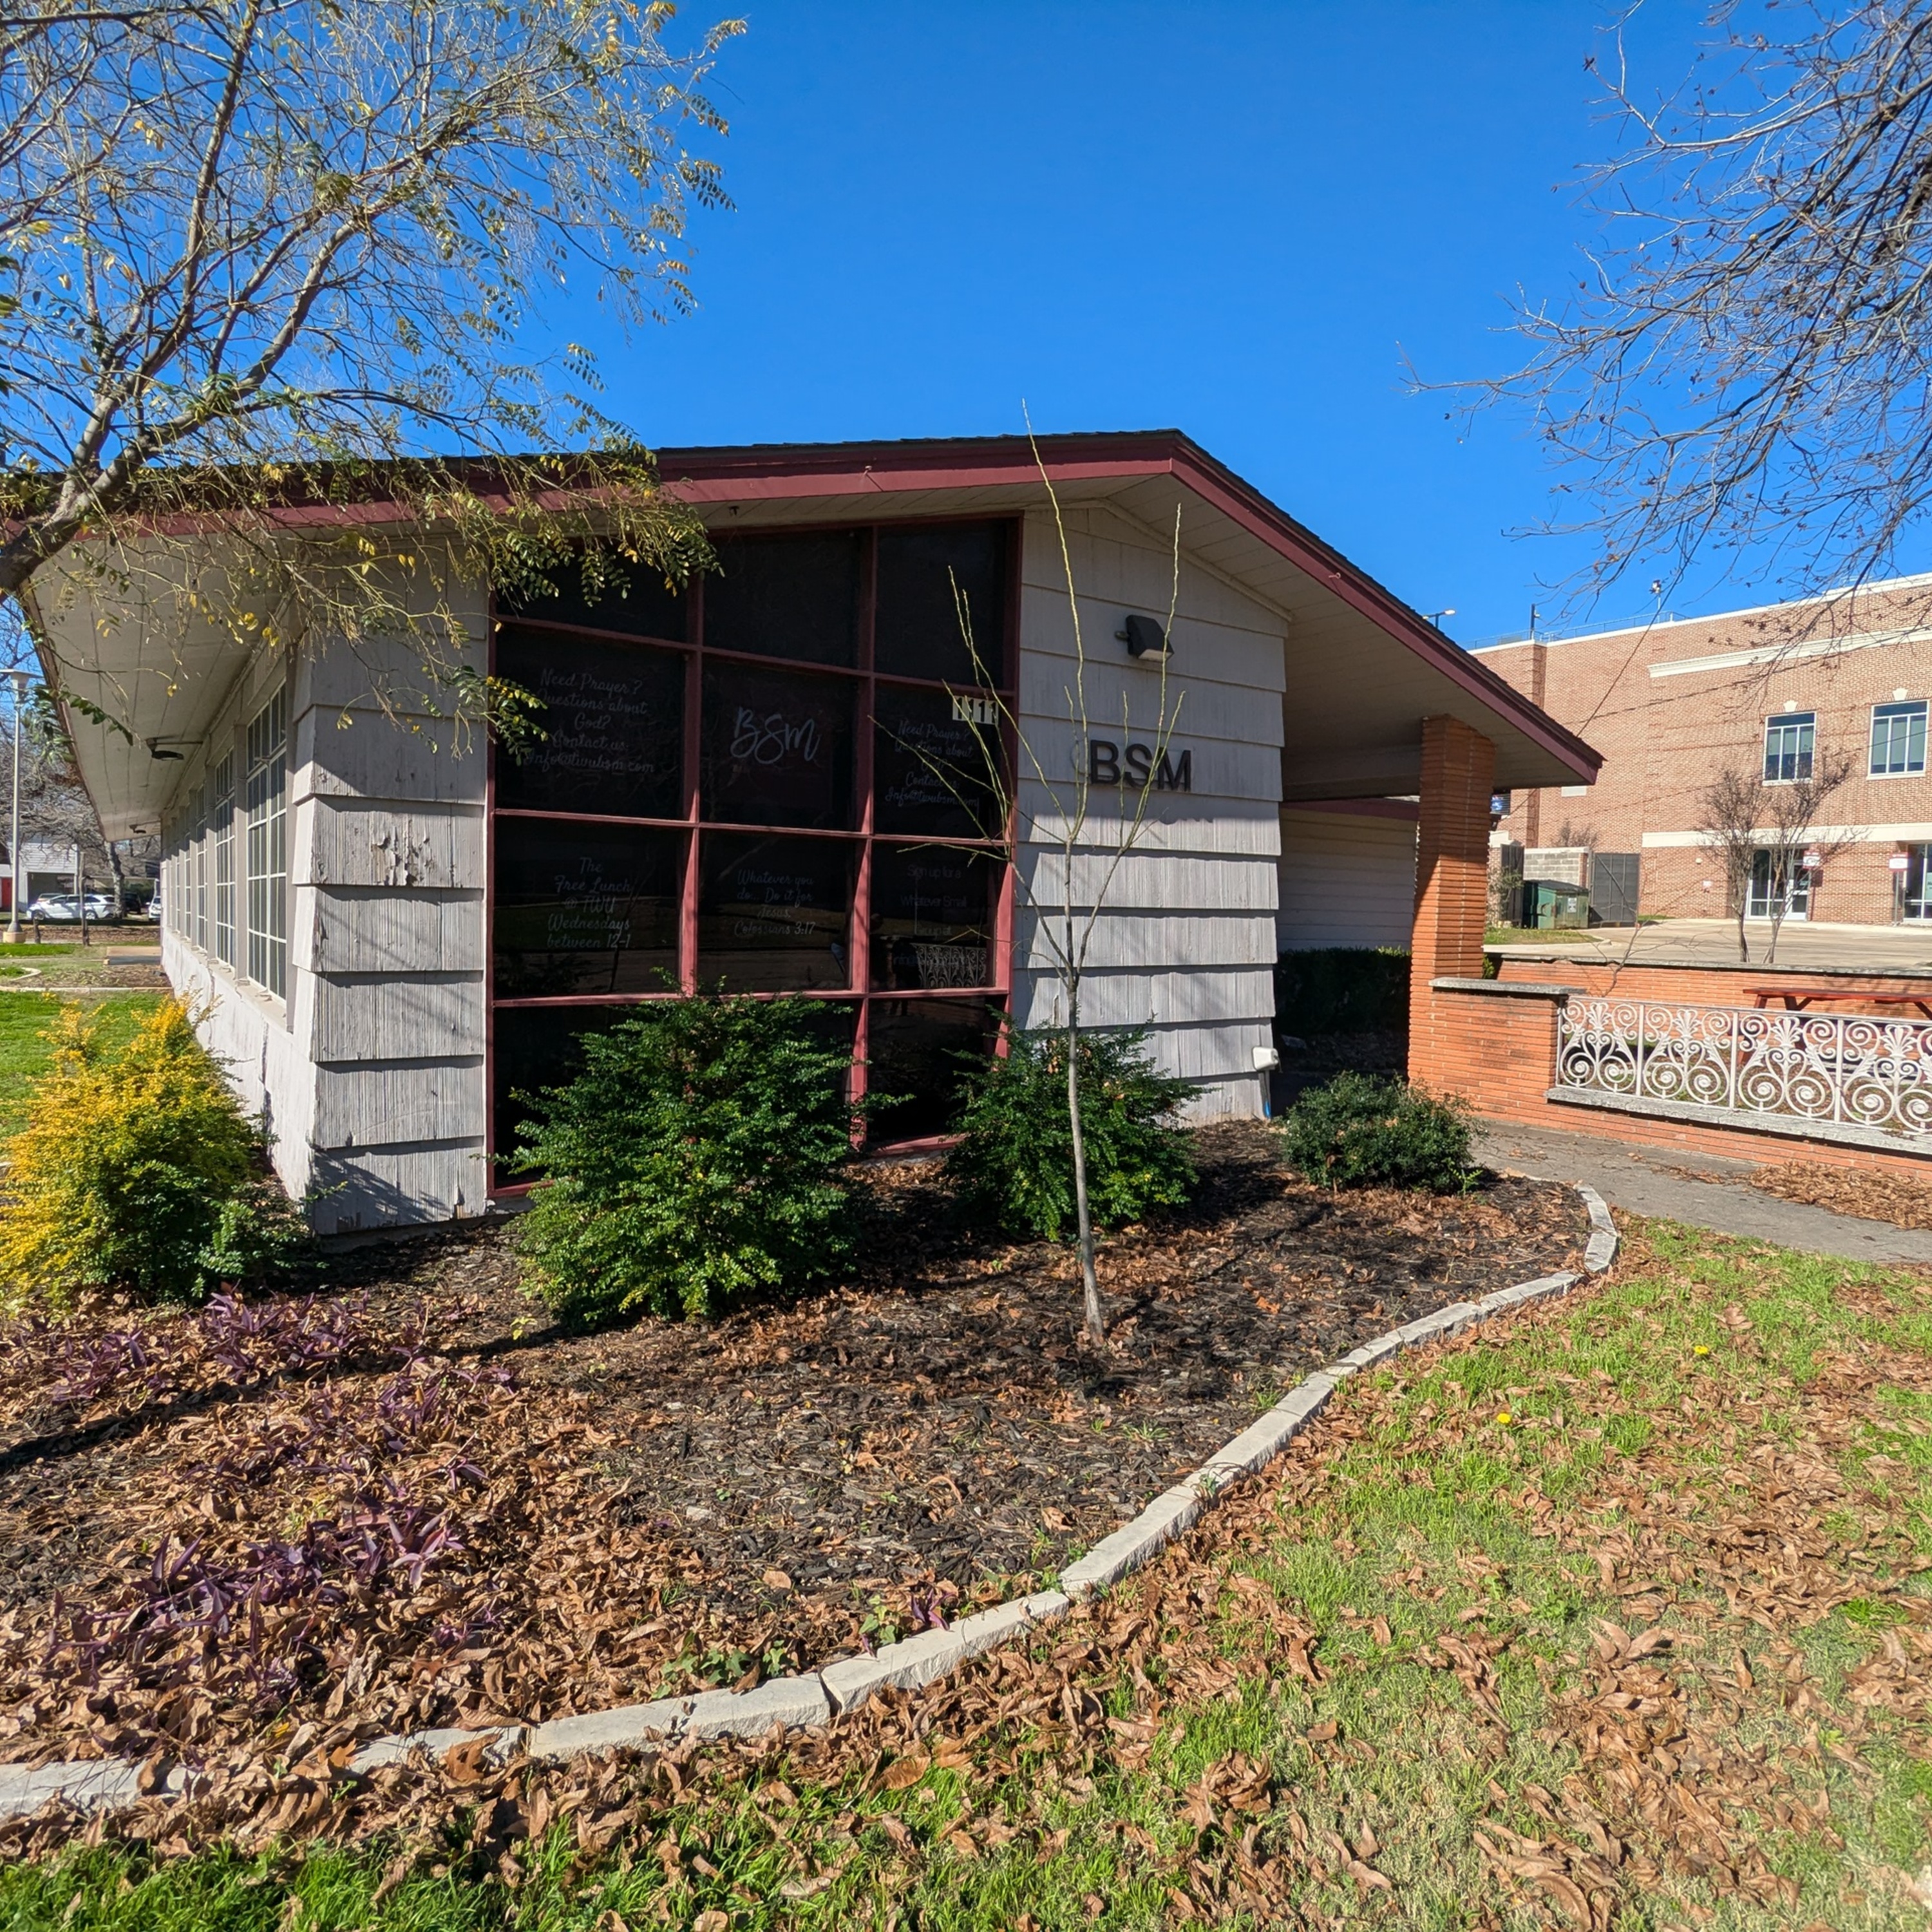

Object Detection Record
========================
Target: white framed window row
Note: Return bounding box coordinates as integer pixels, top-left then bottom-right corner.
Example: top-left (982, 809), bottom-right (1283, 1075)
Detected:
top-left (162, 687), bottom-right (289, 1003)
top-left (1871, 699), bottom-right (1928, 778)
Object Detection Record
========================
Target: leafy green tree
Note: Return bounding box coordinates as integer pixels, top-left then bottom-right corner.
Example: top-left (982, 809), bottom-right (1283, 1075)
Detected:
top-left (0, 0), bottom-right (738, 743)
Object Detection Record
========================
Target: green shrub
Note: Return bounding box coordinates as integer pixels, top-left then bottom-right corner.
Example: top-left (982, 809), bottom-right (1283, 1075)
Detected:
top-left (511, 992), bottom-right (860, 1325)
top-left (0, 998), bottom-right (310, 1309)
top-left (1274, 947), bottom-right (1410, 1037)
top-left (1278, 1071), bottom-right (1477, 1193)
top-left (948, 1025), bottom-right (1196, 1242)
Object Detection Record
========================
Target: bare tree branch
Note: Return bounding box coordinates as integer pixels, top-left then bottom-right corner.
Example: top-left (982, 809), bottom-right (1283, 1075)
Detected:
top-left (0, 0), bottom-right (743, 746)
top-left (1450, 2), bottom-right (1932, 615)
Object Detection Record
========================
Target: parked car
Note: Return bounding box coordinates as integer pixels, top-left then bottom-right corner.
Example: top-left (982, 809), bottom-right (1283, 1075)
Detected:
top-left (25, 894), bottom-right (119, 923)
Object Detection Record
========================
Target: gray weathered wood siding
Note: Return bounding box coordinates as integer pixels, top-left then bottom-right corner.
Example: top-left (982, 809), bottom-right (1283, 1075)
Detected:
top-left (1011, 506), bottom-right (1285, 1117)
top-left (292, 607), bottom-right (489, 1229)
top-left (158, 575), bottom-right (491, 1233)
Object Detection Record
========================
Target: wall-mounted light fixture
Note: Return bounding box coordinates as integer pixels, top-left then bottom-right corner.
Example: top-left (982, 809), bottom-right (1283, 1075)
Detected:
top-left (1116, 613), bottom-right (1170, 658)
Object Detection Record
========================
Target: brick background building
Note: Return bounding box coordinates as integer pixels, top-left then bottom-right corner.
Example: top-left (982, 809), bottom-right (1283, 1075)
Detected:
top-left (1474, 573), bottom-right (1932, 927)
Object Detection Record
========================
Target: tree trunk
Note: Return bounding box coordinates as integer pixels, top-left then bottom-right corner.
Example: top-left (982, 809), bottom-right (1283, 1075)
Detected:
top-left (1766, 851), bottom-right (1794, 964)
top-left (1734, 879), bottom-right (1751, 963)
top-left (1065, 986), bottom-right (1104, 1348)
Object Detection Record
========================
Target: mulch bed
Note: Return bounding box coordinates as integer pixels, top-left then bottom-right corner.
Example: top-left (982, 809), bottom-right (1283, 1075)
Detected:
top-left (0, 1123), bottom-right (1584, 1777)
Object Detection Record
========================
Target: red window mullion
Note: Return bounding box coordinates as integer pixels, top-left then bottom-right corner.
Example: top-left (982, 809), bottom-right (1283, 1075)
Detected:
top-left (849, 527), bottom-right (879, 1121)
top-left (488, 517), bottom-right (1026, 1173)
top-left (679, 571), bottom-right (705, 992)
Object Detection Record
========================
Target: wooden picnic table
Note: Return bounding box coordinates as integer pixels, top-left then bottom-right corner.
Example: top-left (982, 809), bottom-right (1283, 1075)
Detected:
top-left (1747, 984), bottom-right (1932, 1018)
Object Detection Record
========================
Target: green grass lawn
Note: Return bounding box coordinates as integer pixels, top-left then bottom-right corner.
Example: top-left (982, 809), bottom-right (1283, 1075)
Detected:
top-left (0, 992), bottom-right (164, 1137)
top-left (6, 1220), bottom-right (1932, 1928)
top-left (1484, 925), bottom-right (1598, 947)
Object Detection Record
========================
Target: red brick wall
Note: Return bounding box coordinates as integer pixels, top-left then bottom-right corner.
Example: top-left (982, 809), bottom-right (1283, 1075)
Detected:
top-left (1531, 1102), bottom-right (1932, 1178)
top-left (1417, 989), bottom-right (1561, 1114)
top-left (1473, 576), bottom-right (1932, 925)
top-left (1408, 717), bottom-right (1496, 1090)
top-left (1433, 975), bottom-right (1932, 1176)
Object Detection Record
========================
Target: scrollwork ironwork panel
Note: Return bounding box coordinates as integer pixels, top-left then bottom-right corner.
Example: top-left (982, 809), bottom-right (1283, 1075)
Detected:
top-left (1555, 998), bottom-right (1932, 1143)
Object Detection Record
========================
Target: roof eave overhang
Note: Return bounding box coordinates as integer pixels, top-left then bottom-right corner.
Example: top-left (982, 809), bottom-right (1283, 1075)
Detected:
top-left (649, 433), bottom-right (1601, 788)
top-left (37, 431), bottom-right (1602, 838)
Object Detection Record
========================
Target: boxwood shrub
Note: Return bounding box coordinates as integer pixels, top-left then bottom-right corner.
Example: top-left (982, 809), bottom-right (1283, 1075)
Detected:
top-left (511, 991), bottom-right (860, 1325)
top-left (1278, 1070), bottom-right (1478, 1193)
top-left (948, 1025), bottom-right (1196, 1242)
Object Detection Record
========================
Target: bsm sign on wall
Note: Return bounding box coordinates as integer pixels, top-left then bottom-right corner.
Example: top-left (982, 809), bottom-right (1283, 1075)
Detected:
top-left (1081, 739), bottom-right (1193, 792)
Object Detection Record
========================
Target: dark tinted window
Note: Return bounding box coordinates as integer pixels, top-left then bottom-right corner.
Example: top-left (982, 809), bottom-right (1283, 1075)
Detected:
top-left (493, 627), bottom-right (685, 819)
top-left (492, 1003), bottom-right (636, 1169)
top-left (873, 685), bottom-right (1001, 837)
top-left (493, 819), bottom-right (682, 998)
top-left (706, 531), bottom-right (862, 667)
top-left (869, 844), bottom-right (997, 990)
top-left (497, 549), bottom-right (687, 641)
top-left (865, 998), bottom-right (1001, 1141)
top-left (702, 663), bottom-right (854, 829)
top-left (875, 522), bottom-right (1007, 685)
top-left (697, 831), bottom-right (856, 992)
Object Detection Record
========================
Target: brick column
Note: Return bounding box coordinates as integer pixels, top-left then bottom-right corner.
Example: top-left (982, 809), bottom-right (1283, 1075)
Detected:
top-left (1408, 714), bottom-right (1497, 1091)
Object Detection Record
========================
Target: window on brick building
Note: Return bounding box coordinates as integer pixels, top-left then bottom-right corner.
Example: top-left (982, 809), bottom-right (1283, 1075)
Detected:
top-left (1870, 700), bottom-right (1927, 777)
top-left (1763, 711), bottom-right (1815, 783)
top-left (1904, 845), bottom-right (1932, 921)
top-left (1747, 848), bottom-right (1810, 920)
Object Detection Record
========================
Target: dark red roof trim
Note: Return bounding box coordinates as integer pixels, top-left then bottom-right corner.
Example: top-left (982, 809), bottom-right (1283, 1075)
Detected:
top-left (652, 431), bottom-right (1601, 783)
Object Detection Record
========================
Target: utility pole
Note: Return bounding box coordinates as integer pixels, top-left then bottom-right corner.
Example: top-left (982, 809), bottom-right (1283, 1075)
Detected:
top-left (5, 671), bottom-right (22, 943)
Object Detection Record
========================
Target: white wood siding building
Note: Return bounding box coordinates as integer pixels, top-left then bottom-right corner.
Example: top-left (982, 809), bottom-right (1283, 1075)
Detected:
top-left (32, 433), bottom-right (1597, 1232)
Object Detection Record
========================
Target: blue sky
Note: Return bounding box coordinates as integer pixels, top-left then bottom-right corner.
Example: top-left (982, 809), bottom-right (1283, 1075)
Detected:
top-left (566, 1), bottom-right (1837, 649)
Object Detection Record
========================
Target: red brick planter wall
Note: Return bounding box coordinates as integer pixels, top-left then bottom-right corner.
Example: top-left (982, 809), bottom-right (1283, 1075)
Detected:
top-left (1414, 974), bottom-right (1932, 1178)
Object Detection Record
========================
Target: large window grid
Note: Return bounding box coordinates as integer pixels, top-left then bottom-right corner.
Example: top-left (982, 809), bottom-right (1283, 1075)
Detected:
top-left (245, 691), bottom-right (288, 998)
top-left (489, 519), bottom-right (1018, 1164)
top-left (189, 782), bottom-right (209, 951)
top-left (211, 752), bottom-right (236, 964)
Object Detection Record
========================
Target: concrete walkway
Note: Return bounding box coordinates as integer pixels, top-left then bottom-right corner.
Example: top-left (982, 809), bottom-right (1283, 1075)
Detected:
top-left (1474, 1117), bottom-right (1932, 1264)
top-left (1490, 917), bottom-right (1932, 975)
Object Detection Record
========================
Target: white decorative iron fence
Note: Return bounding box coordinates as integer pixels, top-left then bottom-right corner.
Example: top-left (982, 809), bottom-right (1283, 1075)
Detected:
top-left (1555, 997), bottom-right (1932, 1146)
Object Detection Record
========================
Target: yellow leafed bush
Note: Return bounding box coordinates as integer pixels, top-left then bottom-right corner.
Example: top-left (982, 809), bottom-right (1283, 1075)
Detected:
top-left (0, 998), bottom-right (307, 1310)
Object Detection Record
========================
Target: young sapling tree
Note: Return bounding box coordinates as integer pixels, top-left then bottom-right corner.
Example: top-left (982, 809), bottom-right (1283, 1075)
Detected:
top-left (906, 434), bottom-right (1193, 1346)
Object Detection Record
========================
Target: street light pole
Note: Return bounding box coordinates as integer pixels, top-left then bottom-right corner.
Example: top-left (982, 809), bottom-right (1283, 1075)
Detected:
top-left (6, 671), bottom-right (24, 944)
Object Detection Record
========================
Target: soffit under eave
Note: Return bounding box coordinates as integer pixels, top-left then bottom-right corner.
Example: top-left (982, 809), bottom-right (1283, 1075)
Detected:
top-left (24, 568), bottom-right (255, 839)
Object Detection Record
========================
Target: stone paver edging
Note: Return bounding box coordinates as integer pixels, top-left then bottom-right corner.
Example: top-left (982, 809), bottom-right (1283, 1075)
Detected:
top-left (0, 1188), bottom-right (1618, 1821)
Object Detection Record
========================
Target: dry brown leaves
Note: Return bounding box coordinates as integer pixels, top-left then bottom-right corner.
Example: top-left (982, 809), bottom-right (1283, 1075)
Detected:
top-left (0, 1125), bottom-right (1586, 1792)
top-left (0, 1215), bottom-right (1912, 1932)
top-left (1752, 1159), bottom-right (1932, 1230)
